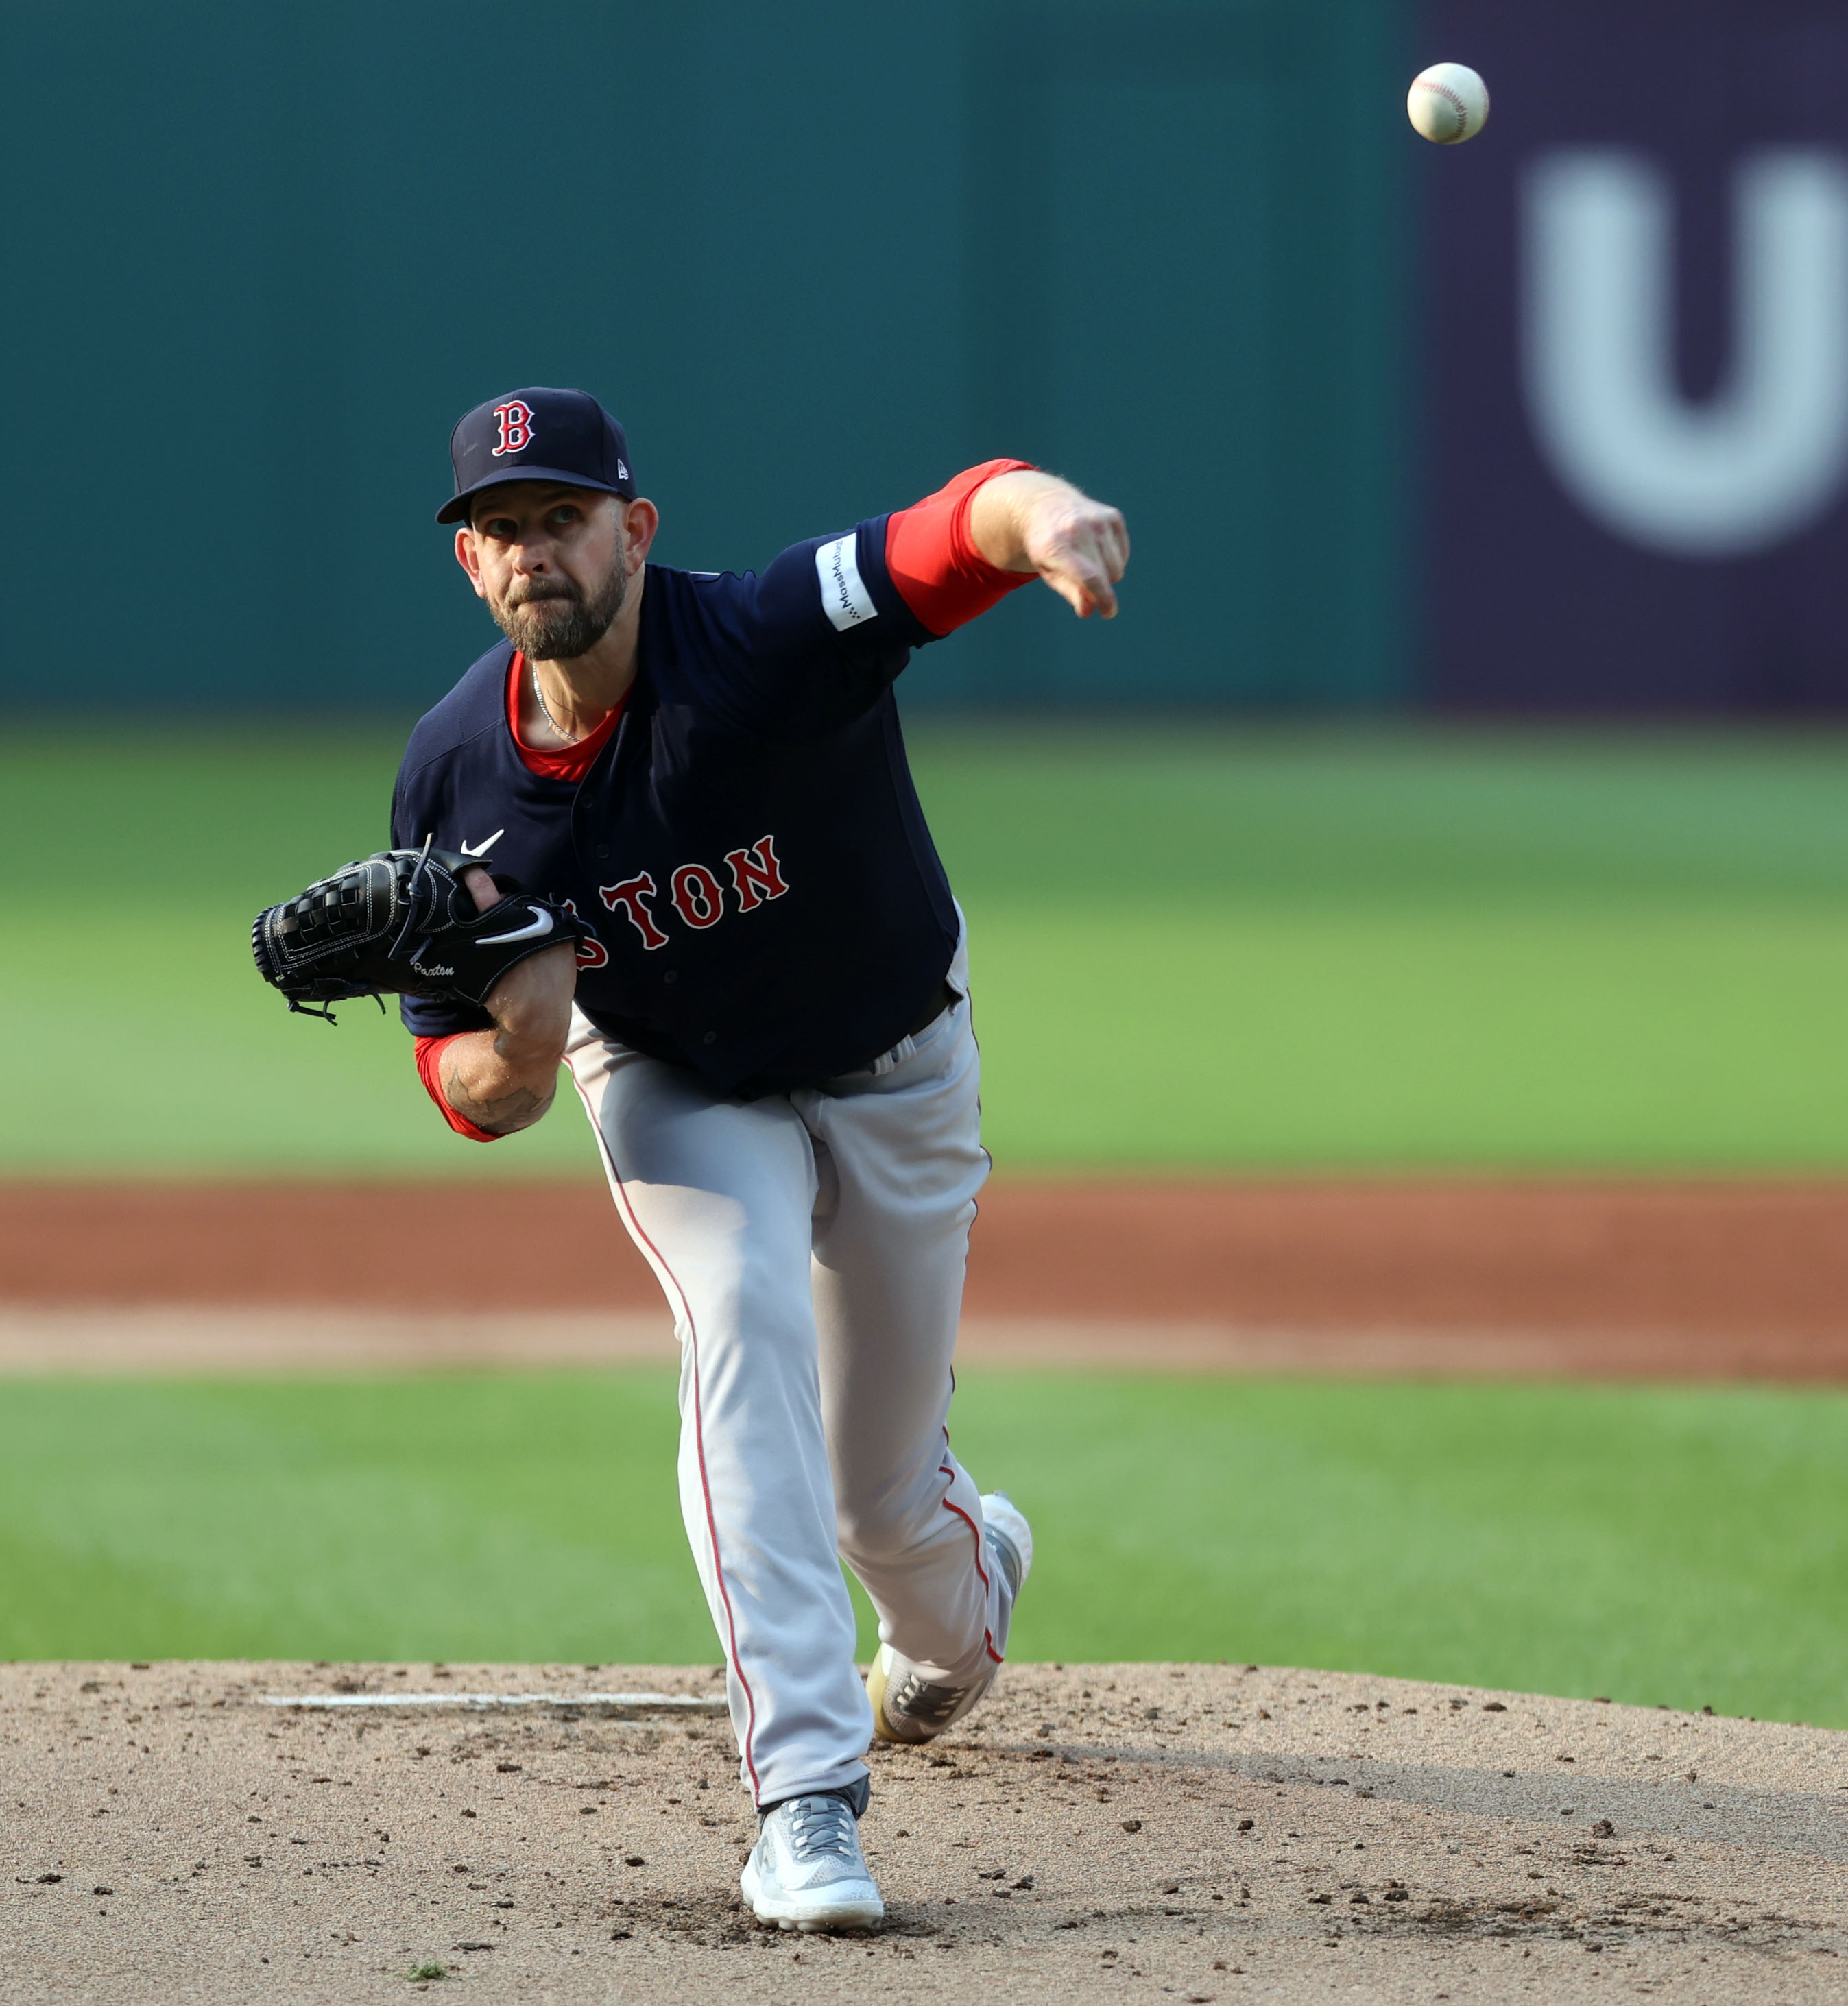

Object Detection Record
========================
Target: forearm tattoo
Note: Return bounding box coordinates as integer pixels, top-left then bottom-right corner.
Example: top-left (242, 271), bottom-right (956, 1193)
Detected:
top-left (441, 1052), bottom-right (555, 1135)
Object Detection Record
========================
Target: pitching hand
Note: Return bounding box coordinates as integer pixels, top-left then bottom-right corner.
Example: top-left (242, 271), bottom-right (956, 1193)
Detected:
top-left (1018, 487), bottom-right (1130, 620)
top-left (969, 469), bottom-right (1130, 620)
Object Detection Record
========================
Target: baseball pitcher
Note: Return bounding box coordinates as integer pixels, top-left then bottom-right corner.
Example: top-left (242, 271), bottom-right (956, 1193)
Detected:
top-left (254, 387), bottom-right (1128, 1931)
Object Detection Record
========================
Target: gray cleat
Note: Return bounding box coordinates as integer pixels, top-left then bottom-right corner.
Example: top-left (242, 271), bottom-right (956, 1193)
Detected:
top-left (866, 1492), bottom-right (1034, 1745)
top-left (741, 1791), bottom-right (884, 1933)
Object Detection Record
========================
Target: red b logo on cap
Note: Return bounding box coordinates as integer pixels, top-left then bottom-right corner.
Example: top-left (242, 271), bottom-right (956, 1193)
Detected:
top-left (491, 400), bottom-right (536, 457)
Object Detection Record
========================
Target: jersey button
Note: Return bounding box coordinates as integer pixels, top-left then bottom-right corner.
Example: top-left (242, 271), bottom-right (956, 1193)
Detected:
top-left (662, 970), bottom-right (677, 984)
top-left (702, 1031), bottom-right (717, 1045)
top-left (593, 843), bottom-right (611, 858)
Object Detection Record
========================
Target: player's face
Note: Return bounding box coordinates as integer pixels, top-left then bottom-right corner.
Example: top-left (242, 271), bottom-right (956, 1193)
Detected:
top-left (456, 483), bottom-right (645, 662)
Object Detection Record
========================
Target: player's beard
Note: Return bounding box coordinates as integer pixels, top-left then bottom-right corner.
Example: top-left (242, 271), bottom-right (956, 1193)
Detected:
top-left (492, 560), bottom-right (628, 662)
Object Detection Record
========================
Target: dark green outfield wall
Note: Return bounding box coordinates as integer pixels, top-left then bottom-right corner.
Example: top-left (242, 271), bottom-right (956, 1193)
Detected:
top-left (0, 1), bottom-right (1411, 711)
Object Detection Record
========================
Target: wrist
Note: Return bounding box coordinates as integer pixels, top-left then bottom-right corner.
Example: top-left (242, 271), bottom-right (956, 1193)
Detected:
top-left (969, 469), bottom-right (1074, 574)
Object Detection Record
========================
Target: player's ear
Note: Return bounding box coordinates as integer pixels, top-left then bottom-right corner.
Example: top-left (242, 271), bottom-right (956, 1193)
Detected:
top-left (621, 496), bottom-right (659, 572)
top-left (454, 524), bottom-right (488, 599)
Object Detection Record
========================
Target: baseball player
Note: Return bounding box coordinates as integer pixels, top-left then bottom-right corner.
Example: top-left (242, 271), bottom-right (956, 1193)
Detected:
top-left (389, 388), bottom-right (1126, 1929)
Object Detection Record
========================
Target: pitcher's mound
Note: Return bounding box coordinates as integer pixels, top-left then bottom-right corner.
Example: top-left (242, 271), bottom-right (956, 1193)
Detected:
top-left (5, 1660), bottom-right (1843, 2003)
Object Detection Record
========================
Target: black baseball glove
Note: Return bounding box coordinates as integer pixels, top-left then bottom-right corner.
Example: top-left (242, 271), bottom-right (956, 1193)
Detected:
top-left (252, 841), bottom-right (584, 1022)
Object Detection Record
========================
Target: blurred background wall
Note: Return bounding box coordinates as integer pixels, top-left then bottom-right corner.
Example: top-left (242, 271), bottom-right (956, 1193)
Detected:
top-left (1, 0), bottom-right (1845, 712)
top-left (0, 0), bottom-right (1408, 712)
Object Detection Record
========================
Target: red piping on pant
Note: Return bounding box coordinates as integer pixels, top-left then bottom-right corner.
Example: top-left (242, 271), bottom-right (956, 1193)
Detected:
top-left (568, 1062), bottom-right (765, 1801)
top-left (939, 1442), bottom-right (1004, 1665)
top-left (956, 991), bottom-right (1000, 1664)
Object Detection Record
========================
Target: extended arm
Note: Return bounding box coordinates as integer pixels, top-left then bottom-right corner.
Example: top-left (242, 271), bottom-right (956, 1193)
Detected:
top-left (424, 869), bottom-right (577, 1137)
top-left (881, 461), bottom-right (1130, 639)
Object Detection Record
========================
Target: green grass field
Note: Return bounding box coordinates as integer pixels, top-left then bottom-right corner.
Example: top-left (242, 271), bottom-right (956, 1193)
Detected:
top-left (3, 1370), bottom-right (1844, 1728)
top-left (5, 721), bottom-right (1848, 1173)
top-left (5, 723), bottom-right (1845, 1714)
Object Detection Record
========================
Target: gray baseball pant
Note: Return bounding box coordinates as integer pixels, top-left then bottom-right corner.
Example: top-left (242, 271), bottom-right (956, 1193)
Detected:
top-left (562, 934), bottom-right (1016, 1806)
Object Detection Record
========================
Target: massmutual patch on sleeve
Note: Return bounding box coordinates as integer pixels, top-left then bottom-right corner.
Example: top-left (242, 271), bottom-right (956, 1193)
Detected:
top-left (815, 533), bottom-right (878, 631)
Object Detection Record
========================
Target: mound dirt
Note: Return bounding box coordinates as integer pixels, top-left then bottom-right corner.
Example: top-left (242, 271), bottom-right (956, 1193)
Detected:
top-left (5, 1660), bottom-right (1844, 2003)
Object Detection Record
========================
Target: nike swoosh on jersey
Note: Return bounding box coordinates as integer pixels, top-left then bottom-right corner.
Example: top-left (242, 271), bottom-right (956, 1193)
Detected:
top-left (459, 829), bottom-right (505, 858)
top-left (476, 905), bottom-right (555, 945)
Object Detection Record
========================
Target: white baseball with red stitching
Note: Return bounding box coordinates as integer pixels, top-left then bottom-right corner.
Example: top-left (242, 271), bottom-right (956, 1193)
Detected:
top-left (1408, 62), bottom-right (1489, 145)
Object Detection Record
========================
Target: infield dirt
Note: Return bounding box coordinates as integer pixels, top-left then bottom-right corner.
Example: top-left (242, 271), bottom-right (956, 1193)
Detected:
top-left (6, 1659), bottom-right (1845, 2004)
top-left (5, 1176), bottom-right (1848, 1377)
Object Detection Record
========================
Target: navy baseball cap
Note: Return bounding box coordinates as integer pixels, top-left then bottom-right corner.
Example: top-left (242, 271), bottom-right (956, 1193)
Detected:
top-left (437, 387), bottom-right (637, 524)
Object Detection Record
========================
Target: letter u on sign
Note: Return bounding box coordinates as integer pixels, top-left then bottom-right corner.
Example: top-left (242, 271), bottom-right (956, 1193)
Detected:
top-left (1522, 147), bottom-right (1848, 559)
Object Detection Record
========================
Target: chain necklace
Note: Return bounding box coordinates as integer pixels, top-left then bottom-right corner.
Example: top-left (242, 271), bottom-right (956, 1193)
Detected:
top-left (531, 658), bottom-right (616, 747)
top-left (531, 659), bottom-right (571, 742)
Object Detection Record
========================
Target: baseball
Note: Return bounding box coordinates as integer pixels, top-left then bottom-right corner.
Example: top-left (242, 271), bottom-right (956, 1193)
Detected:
top-left (1407, 62), bottom-right (1489, 145)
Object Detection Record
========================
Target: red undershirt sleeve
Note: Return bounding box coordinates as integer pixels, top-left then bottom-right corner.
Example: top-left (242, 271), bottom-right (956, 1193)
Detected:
top-left (883, 457), bottom-right (1040, 637)
top-left (413, 1032), bottom-right (502, 1143)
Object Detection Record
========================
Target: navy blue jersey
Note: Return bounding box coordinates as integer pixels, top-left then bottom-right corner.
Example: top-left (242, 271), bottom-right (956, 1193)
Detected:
top-left (390, 515), bottom-right (960, 1097)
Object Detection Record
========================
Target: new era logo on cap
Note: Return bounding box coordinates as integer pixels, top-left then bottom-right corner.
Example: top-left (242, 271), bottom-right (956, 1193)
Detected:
top-left (438, 387), bottom-right (637, 522)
